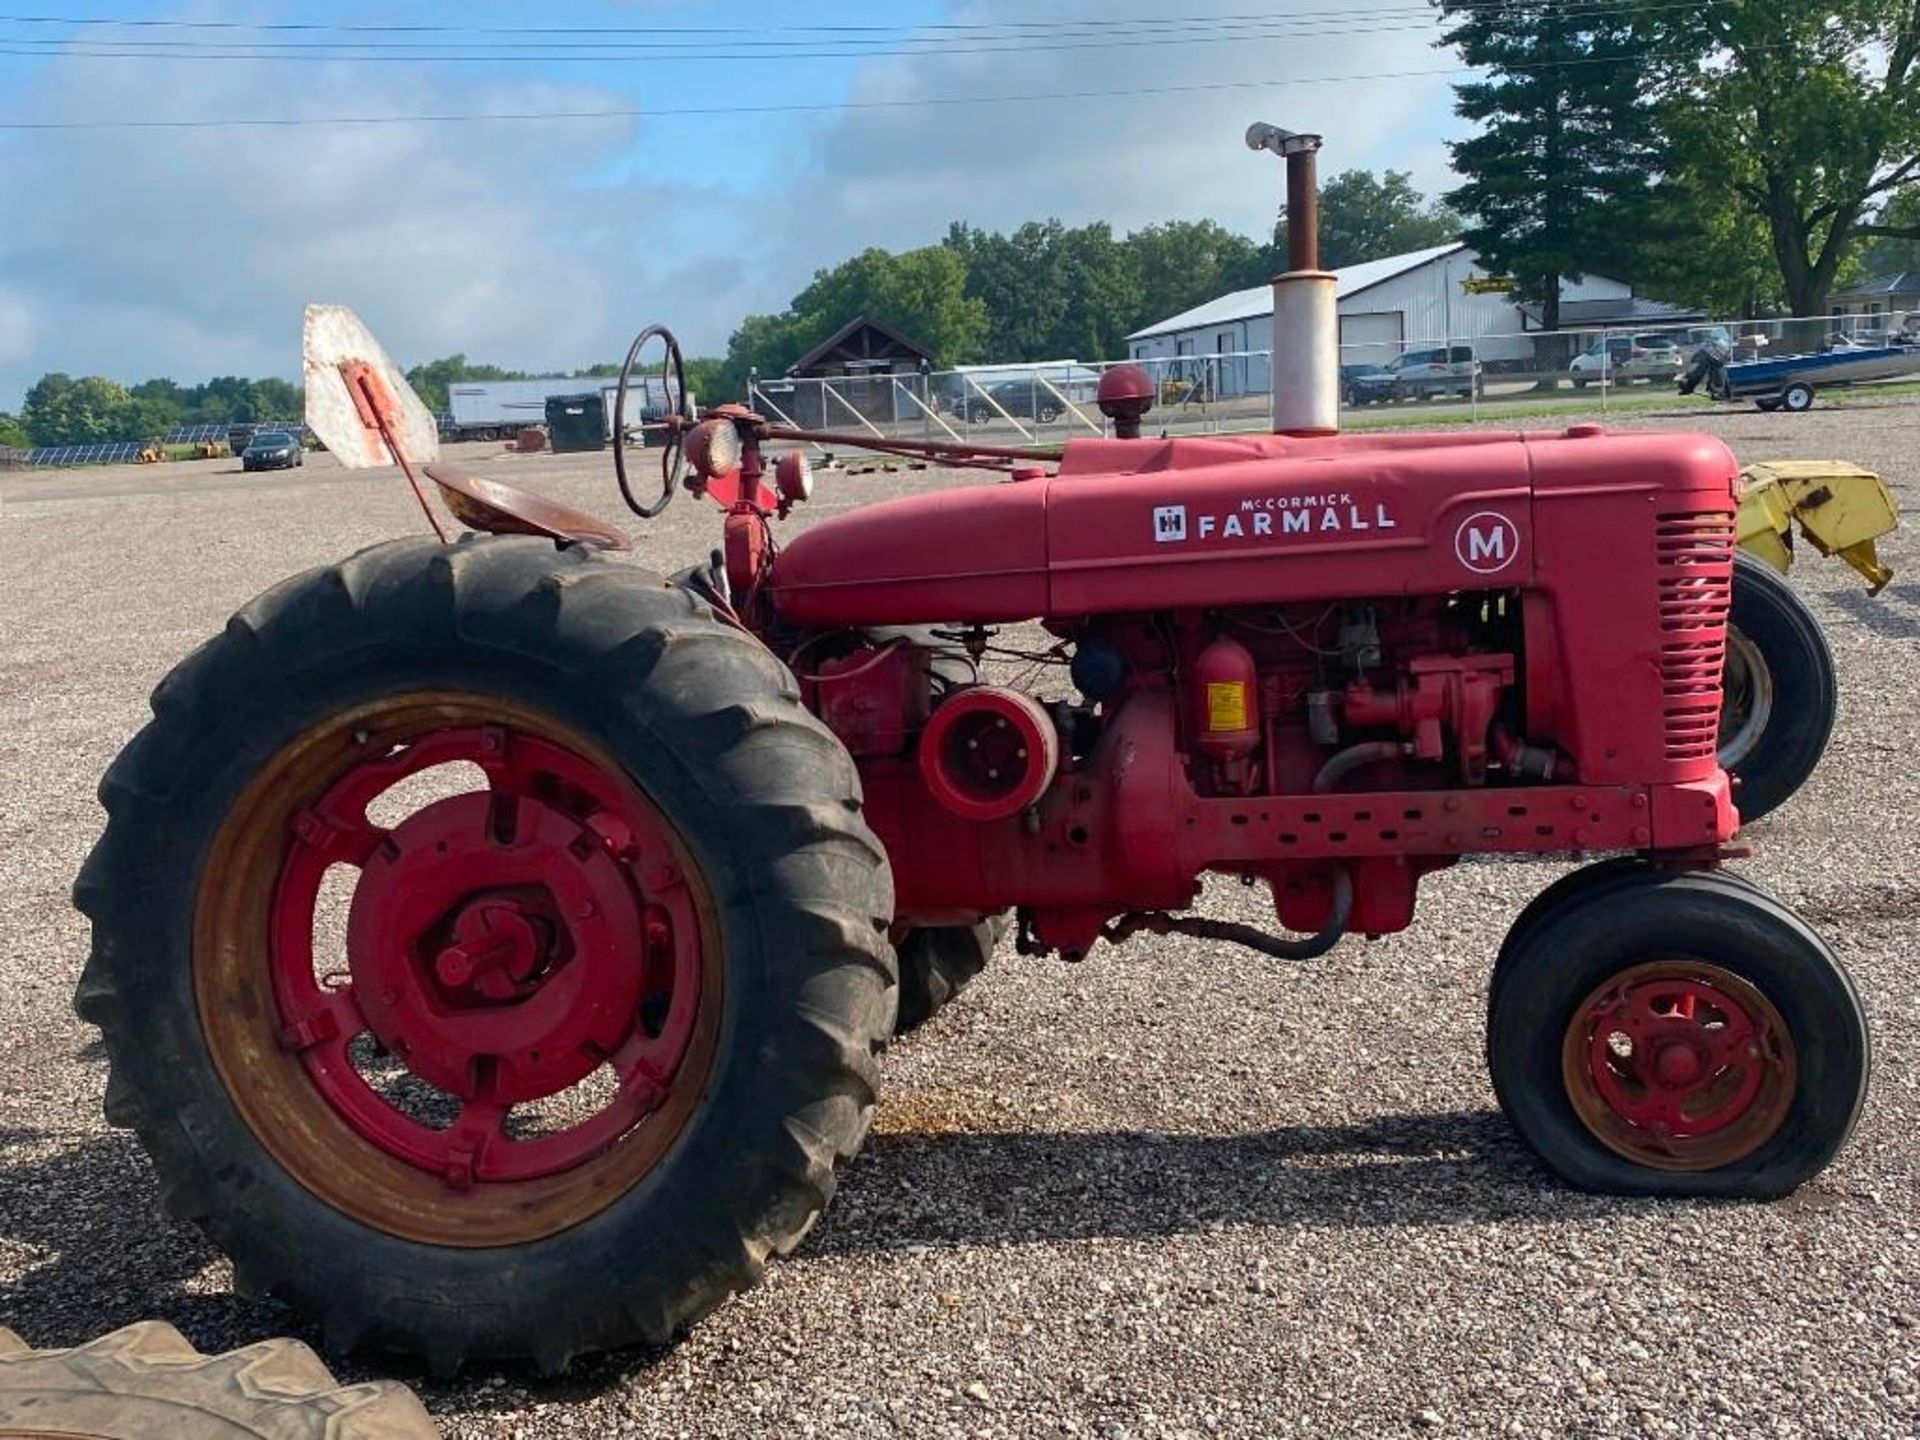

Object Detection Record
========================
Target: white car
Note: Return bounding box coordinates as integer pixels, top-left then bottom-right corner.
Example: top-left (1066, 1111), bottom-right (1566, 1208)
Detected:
top-left (1568, 334), bottom-right (1686, 386)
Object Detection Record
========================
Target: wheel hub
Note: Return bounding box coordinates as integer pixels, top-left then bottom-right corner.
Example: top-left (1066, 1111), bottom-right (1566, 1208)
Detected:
top-left (1563, 961), bottom-right (1796, 1168)
top-left (431, 897), bottom-right (546, 999)
top-left (217, 703), bottom-right (721, 1235)
top-left (348, 791), bottom-right (646, 1104)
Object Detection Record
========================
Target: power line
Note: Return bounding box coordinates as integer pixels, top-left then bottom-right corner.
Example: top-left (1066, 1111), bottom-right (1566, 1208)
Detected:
top-left (0, 0), bottom-right (1723, 60)
top-left (0, 44), bottom-right (1743, 133)
top-left (0, 1), bottom-right (1743, 67)
top-left (0, 2), bottom-right (1691, 38)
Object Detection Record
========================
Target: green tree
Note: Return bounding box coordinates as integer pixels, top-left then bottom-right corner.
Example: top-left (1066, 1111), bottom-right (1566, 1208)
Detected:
top-left (946, 221), bottom-right (1069, 362)
top-left (186, 376), bottom-right (267, 425)
top-left (1858, 186), bottom-right (1920, 277)
top-left (403, 355), bottom-right (530, 413)
top-left (1439, 1), bottom-right (1658, 331)
top-left (0, 412), bottom-right (28, 449)
top-left (718, 244), bottom-right (986, 397)
top-left (253, 377), bottom-right (300, 421)
top-left (1275, 169), bottom-right (1458, 269)
top-left (680, 357), bottom-right (725, 405)
top-left (1630, 170), bottom-right (1786, 317)
top-left (23, 373), bottom-right (136, 446)
top-left (1635, 1), bottom-right (1920, 315)
top-left (1125, 219), bottom-right (1268, 331)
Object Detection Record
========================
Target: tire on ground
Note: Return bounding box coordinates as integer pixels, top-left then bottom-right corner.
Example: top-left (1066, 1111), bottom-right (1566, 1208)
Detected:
top-left (0, 1321), bottom-right (439, 1438)
top-left (73, 535), bottom-right (897, 1372)
top-left (1721, 550), bottom-right (1838, 822)
top-left (1487, 867), bottom-right (1868, 1199)
top-left (893, 915), bottom-right (1006, 1034)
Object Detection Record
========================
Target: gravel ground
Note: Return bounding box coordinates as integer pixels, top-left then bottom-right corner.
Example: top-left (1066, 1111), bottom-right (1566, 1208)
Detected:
top-left (1, 397), bottom-right (1916, 1439)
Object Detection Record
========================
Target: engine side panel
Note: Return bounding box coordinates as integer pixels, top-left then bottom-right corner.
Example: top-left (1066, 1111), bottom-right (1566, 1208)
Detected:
top-left (1044, 442), bottom-right (1534, 613)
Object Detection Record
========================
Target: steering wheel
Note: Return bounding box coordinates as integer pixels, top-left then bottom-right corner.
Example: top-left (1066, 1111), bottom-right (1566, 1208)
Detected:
top-left (613, 324), bottom-right (689, 520)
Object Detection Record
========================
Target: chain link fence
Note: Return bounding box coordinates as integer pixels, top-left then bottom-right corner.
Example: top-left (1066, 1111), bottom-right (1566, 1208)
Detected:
top-left (750, 311), bottom-right (1916, 451)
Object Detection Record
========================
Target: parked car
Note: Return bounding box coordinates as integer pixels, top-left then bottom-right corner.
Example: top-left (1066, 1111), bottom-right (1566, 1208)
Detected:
top-left (1340, 362), bottom-right (1390, 406)
top-left (241, 430), bottom-right (304, 471)
top-left (1569, 334), bottom-right (1685, 386)
top-left (965, 379), bottom-right (1068, 424)
top-left (1343, 345), bottom-right (1480, 404)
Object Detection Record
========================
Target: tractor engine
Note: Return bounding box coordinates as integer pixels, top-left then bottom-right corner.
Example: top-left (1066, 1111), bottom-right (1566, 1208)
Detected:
top-left (769, 425), bottom-right (1741, 960)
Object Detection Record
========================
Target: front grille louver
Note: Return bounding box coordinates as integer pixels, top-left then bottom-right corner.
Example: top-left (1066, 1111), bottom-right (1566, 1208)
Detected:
top-left (1655, 512), bottom-right (1735, 763)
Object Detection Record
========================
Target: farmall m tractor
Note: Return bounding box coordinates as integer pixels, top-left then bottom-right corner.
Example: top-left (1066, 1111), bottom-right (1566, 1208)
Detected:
top-left (74, 132), bottom-right (1869, 1372)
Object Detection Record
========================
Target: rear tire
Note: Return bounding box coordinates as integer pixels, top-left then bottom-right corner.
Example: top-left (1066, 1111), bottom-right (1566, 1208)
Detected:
top-left (894, 915), bottom-right (1006, 1034)
top-left (1780, 382), bottom-right (1815, 412)
top-left (75, 535), bottom-right (896, 1372)
top-left (1488, 868), bottom-right (1867, 1198)
top-left (1721, 551), bottom-right (1837, 822)
top-left (0, 1322), bottom-right (438, 1438)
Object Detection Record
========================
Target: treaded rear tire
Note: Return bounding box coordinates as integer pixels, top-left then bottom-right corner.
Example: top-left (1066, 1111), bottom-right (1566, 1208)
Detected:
top-left (1723, 551), bottom-right (1837, 822)
top-left (0, 1321), bottom-right (438, 1438)
top-left (894, 916), bottom-right (1006, 1034)
top-left (73, 535), bottom-right (896, 1373)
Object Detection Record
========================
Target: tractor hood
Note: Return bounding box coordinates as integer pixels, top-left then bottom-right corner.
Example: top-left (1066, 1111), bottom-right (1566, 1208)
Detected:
top-left (769, 427), bottom-right (1737, 628)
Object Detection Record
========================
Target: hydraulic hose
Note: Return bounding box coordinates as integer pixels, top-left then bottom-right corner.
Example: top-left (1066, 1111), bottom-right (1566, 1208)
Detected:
top-left (1311, 740), bottom-right (1405, 794)
top-left (1102, 864), bottom-right (1353, 961)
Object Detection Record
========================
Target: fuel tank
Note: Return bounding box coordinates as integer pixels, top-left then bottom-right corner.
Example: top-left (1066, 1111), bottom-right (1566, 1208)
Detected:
top-left (770, 426), bottom-right (1738, 627)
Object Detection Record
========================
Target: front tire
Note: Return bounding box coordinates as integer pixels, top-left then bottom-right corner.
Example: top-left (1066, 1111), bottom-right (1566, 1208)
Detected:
top-left (1781, 382), bottom-right (1815, 412)
top-left (1488, 868), bottom-right (1867, 1198)
top-left (1721, 552), bottom-right (1837, 822)
top-left (74, 535), bottom-right (896, 1372)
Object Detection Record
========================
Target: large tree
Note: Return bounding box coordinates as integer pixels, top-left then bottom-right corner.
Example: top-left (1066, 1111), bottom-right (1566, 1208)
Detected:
top-left (1859, 186), bottom-right (1920, 276)
top-left (404, 355), bottom-right (529, 414)
top-left (1275, 169), bottom-right (1458, 269)
top-left (22, 373), bottom-right (135, 446)
top-left (717, 244), bottom-right (987, 398)
top-left (1636, 1), bottom-right (1920, 315)
top-left (945, 219), bottom-right (1146, 362)
top-left (1631, 172), bottom-right (1786, 317)
top-left (1124, 219), bottom-right (1269, 330)
top-left (1438, 0), bottom-right (1659, 331)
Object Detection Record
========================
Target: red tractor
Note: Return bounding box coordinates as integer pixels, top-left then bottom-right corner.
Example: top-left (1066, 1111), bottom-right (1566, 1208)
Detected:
top-left (75, 143), bottom-right (1867, 1373)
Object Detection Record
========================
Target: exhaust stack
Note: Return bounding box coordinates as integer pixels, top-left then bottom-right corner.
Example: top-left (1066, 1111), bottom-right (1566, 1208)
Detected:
top-left (1246, 124), bottom-right (1337, 435)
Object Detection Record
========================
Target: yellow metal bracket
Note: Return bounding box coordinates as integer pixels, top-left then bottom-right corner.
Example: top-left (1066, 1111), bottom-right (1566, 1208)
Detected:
top-left (1737, 460), bottom-right (1898, 594)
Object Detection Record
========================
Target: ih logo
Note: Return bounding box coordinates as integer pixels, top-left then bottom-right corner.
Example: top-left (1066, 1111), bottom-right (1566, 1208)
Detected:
top-left (1153, 505), bottom-right (1188, 543)
top-left (1454, 510), bottom-right (1521, 574)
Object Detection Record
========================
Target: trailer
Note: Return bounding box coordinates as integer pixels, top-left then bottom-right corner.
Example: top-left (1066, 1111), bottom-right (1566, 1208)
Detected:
top-left (1712, 340), bottom-right (1920, 412)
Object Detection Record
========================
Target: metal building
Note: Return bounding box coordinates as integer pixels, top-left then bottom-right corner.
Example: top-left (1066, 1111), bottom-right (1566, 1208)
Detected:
top-left (1124, 243), bottom-right (1665, 395)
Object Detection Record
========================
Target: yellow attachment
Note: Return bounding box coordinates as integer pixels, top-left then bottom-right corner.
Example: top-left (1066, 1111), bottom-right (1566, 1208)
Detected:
top-left (1736, 460), bottom-right (1898, 594)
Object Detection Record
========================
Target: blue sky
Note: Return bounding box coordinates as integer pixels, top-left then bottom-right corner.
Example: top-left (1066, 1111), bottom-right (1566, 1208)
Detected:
top-left (0, 1), bottom-right (1463, 408)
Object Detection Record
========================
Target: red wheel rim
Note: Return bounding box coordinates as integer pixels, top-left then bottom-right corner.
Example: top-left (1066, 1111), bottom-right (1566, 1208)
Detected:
top-left (1561, 960), bottom-right (1796, 1171)
top-left (195, 693), bottom-right (722, 1246)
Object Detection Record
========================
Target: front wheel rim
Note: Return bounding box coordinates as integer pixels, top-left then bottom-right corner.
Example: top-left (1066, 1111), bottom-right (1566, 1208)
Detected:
top-left (195, 691), bottom-right (723, 1246)
top-left (1561, 959), bottom-right (1797, 1171)
top-left (1718, 625), bottom-right (1774, 771)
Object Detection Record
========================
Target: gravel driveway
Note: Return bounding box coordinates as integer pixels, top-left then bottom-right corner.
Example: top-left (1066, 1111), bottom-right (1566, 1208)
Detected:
top-left (1, 398), bottom-right (1915, 1438)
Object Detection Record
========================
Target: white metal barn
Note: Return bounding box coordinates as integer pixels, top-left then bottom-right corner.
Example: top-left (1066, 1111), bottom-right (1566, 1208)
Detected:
top-left (1125, 243), bottom-right (1639, 396)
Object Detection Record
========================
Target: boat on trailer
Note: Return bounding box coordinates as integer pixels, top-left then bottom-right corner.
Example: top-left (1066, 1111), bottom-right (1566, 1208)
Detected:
top-left (1711, 340), bottom-right (1920, 412)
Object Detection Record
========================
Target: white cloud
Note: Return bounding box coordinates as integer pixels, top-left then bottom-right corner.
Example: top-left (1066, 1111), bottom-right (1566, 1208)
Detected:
top-left (0, 5), bottom-right (1467, 406)
top-left (785, 4), bottom-right (1460, 259)
top-left (0, 288), bottom-right (34, 368)
top-left (0, 54), bottom-right (746, 404)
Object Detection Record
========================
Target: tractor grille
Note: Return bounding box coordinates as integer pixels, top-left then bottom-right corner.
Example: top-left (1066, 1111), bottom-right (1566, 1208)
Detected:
top-left (1655, 511), bottom-right (1735, 762)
